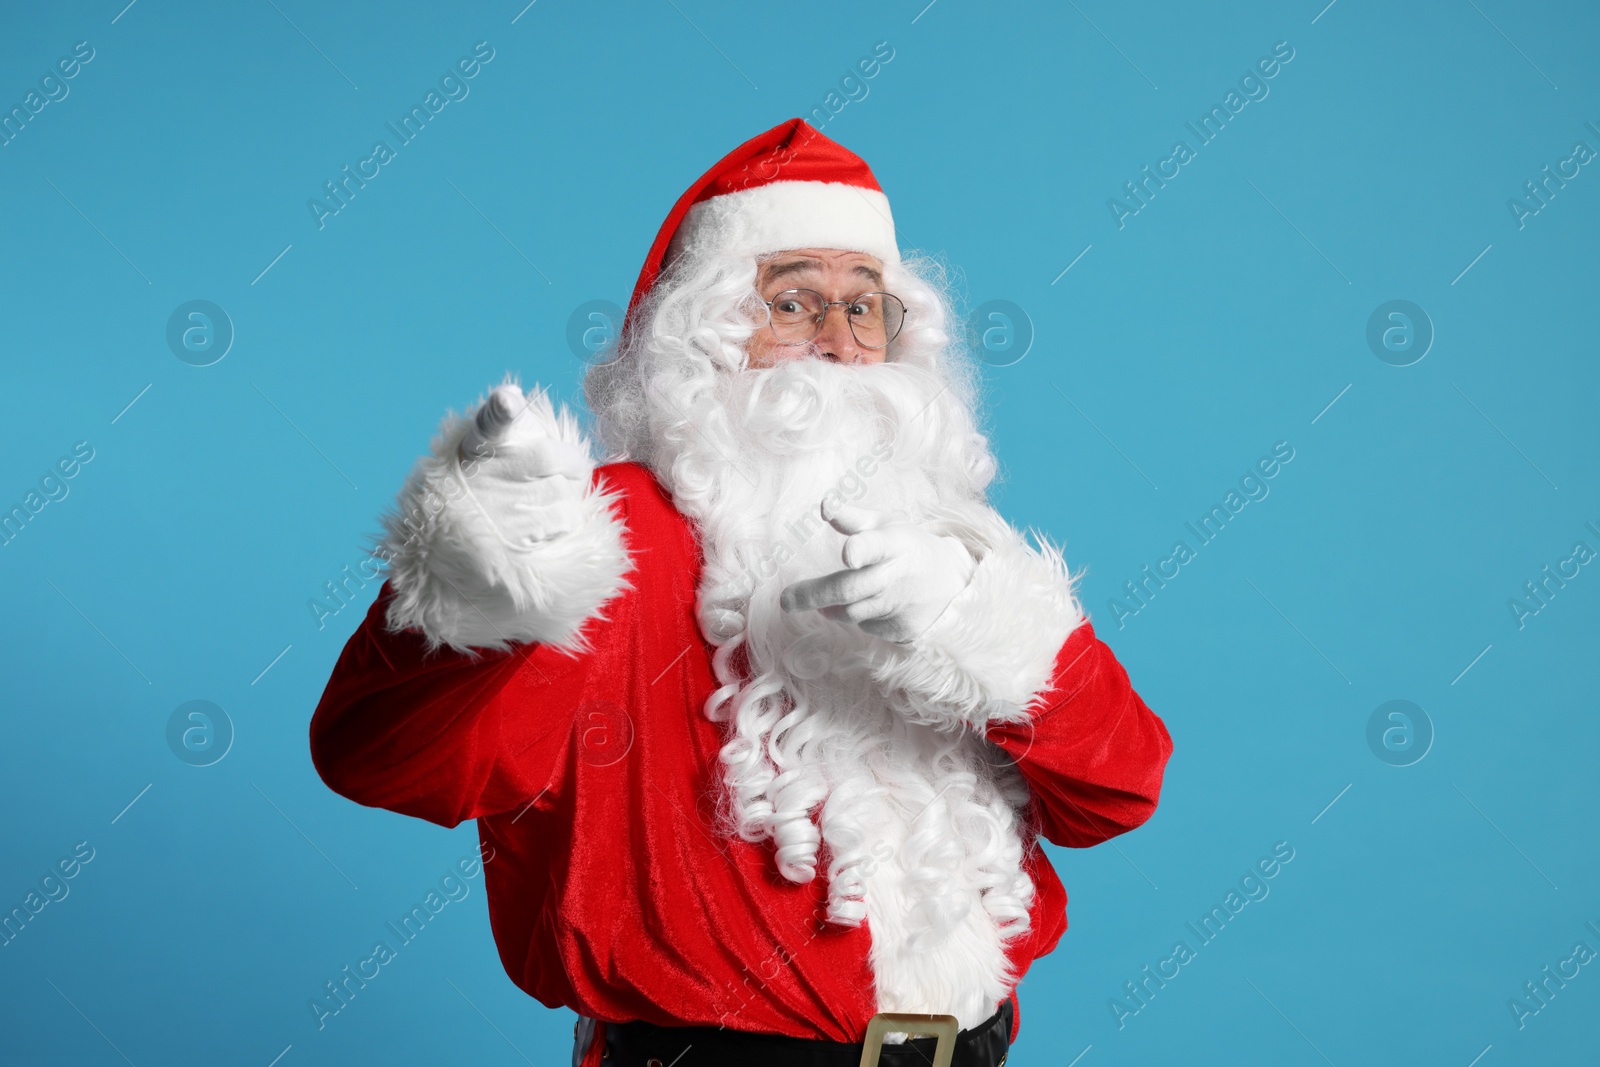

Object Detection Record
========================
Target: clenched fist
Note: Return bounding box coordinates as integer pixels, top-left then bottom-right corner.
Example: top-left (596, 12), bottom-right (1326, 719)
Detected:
top-left (456, 383), bottom-right (593, 545)
top-left (779, 501), bottom-right (977, 644)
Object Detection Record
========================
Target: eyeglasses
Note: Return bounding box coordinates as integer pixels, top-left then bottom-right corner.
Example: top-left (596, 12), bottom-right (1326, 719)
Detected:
top-left (761, 289), bottom-right (907, 350)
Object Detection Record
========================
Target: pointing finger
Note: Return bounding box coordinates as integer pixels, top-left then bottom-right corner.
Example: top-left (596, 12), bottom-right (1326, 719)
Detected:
top-left (780, 563), bottom-right (890, 613)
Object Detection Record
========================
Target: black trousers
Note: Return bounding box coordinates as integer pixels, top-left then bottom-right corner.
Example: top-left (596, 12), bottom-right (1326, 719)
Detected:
top-left (589, 999), bottom-right (1013, 1067)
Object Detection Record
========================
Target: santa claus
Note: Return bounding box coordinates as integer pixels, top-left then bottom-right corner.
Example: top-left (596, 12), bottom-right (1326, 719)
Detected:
top-left (311, 118), bottom-right (1172, 1067)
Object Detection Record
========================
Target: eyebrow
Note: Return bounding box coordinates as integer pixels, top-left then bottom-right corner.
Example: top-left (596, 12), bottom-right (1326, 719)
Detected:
top-left (762, 258), bottom-right (884, 289)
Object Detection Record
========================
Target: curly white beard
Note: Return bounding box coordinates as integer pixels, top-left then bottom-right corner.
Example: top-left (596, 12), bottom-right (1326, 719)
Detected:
top-left (585, 248), bottom-right (1042, 1026)
top-left (684, 357), bottom-right (1037, 1028)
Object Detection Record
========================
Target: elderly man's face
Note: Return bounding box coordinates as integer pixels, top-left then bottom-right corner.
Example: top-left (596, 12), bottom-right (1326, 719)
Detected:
top-left (745, 248), bottom-right (888, 369)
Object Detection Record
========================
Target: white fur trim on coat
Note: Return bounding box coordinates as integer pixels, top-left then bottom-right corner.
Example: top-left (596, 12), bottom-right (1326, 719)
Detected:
top-left (375, 385), bottom-right (632, 657)
top-left (867, 515), bottom-right (1084, 730)
top-left (666, 181), bottom-right (901, 267)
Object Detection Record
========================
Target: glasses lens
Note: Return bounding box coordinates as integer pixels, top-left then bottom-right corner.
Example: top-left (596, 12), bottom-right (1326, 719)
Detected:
top-left (850, 293), bottom-right (905, 349)
top-left (768, 289), bottom-right (825, 342)
top-left (765, 290), bottom-right (907, 349)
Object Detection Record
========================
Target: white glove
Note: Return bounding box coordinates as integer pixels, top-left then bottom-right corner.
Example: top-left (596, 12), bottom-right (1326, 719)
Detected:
top-left (779, 501), bottom-right (977, 644)
top-left (454, 383), bottom-right (592, 546)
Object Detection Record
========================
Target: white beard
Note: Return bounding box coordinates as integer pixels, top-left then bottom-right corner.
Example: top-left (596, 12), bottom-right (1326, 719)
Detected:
top-left (661, 356), bottom-right (1037, 1029)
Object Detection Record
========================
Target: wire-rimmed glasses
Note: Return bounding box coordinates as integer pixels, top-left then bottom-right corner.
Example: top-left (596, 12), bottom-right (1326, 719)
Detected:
top-left (761, 289), bottom-right (907, 350)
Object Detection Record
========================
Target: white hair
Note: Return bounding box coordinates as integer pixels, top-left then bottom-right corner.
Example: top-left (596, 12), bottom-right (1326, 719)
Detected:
top-left (582, 249), bottom-right (1036, 1000)
top-left (584, 246), bottom-right (988, 477)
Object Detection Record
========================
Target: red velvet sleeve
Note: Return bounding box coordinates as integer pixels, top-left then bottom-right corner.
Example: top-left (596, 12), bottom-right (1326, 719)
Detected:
top-left (984, 621), bottom-right (1173, 848)
top-left (308, 581), bottom-right (595, 829)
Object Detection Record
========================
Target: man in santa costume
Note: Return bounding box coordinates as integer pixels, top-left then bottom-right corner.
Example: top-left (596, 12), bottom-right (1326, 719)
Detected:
top-left (311, 118), bottom-right (1172, 1067)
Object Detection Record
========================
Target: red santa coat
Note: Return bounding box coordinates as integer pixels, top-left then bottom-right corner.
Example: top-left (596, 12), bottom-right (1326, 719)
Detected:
top-left (309, 461), bottom-right (1172, 1043)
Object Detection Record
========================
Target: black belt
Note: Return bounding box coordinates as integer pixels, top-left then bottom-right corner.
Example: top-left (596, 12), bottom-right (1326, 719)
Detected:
top-left (600, 999), bottom-right (1012, 1067)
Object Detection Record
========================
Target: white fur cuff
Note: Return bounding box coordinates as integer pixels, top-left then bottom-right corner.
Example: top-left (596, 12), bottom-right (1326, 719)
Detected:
top-left (374, 386), bottom-right (632, 657)
top-left (868, 518), bottom-right (1084, 729)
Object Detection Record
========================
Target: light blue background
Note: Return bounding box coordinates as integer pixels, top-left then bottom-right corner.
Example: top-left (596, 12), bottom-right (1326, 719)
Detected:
top-left (3, 1), bottom-right (1596, 1064)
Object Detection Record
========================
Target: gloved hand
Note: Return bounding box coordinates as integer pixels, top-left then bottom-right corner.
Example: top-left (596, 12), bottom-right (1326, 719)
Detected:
top-left (455, 383), bottom-right (593, 545)
top-left (779, 501), bottom-right (977, 644)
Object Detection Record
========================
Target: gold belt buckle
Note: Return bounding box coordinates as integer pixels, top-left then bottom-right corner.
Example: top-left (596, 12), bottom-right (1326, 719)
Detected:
top-left (858, 1013), bottom-right (960, 1067)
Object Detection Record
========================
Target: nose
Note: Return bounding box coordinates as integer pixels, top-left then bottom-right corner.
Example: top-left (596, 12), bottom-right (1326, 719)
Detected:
top-left (814, 303), bottom-right (876, 364)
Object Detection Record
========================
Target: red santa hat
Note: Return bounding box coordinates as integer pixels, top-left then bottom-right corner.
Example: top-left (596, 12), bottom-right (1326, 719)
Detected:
top-left (623, 118), bottom-right (900, 336)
